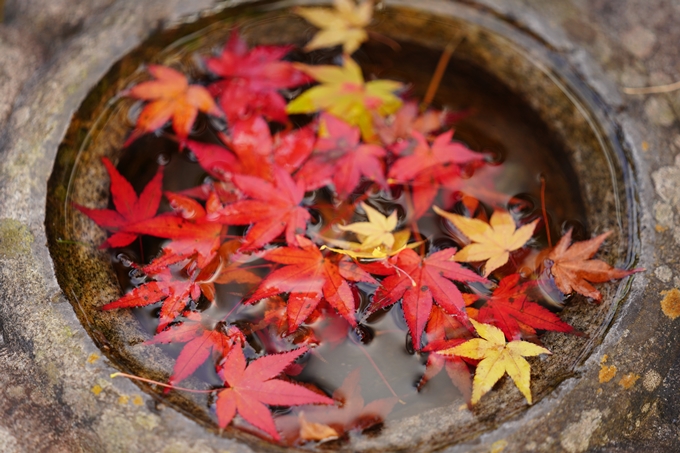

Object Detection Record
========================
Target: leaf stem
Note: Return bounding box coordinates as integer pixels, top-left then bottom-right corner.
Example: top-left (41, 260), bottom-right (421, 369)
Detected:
top-left (622, 80), bottom-right (680, 95)
top-left (110, 372), bottom-right (216, 393)
top-left (540, 175), bottom-right (551, 248)
top-left (421, 36), bottom-right (464, 110)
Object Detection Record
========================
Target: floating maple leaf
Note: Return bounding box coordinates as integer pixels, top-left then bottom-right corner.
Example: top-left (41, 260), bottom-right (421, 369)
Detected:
top-left (194, 239), bottom-right (261, 302)
top-left (368, 248), bottom-right (489, 350)
top-left (147, 312), bottom-right (244, 386)
top-left (126, 191), bottom-right (224, 270)
top-left (210, 167), bottom-right (311, 250)
top-left (475, 274), bottom-right (574, 341)
top-left (374, 101), bottom-right (451, 152)
top-left (215, 346), bottom-right (333, 439)
top-left (439, 319), bottom-right (550, 404)
top-left (295, 0), bottom-right (373, 54)
top-left (338, 202), bottom-right (397, 250)
top-left (246, 236), bottom-right (377, 332)
top-left (295, 113), bottom-right (387, 196)
top-left (127, 65), bottom-right (221, 143)
top-left (435, 207), bottom-right (539, 277)
top-left (103, 264), bottom-right (201, 332)
top-left (187, 117), bottom-right (315, 183)
top-left (545, 229), bottom-right (643, 302)
top-left (206, 32), bottom-right (311, 123)
top-left (287, 56), bottom-right (402, 140)
top-left (276, 368), bottom-right (397, 444)
top-left (388, 130), bottom-right (483, 183)
top-left (74, 157), bottom-right (163, 249)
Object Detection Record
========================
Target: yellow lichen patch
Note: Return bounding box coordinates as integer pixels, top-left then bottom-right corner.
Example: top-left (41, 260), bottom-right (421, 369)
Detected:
top-left (490, 439), bottom-right (508, 453)
top-left (91, 384), bottom-right (103, 396)
top-left (599, 354), bottom-right (617, 383)
top-left (118, 395), bottom-right (129, 405)
top-left (660, 288), bottom-right (680, 319)
top-left (642, 141), bottom-right (650, 152)
top-left (132, 395), bottom-right (144, 406)
top-left (87, 353), bottom-right (100, 364)
top-left (655, 224), bottom-right (668, 233)
top-left (618, 373), bottom-right (641, 389)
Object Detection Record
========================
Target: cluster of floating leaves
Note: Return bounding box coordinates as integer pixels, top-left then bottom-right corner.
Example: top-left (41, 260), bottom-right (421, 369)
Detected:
top-left (75, 0), bottom-right (642, 444)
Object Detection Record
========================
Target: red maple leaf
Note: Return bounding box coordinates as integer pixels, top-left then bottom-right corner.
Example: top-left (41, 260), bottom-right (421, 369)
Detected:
top-left (127, 65), bottom-right (221, 143)
top-left (388, 130), bottom-right (483, 183)
top-left (246, 236), bottom-right (377, 332)
top-left (206, 32), bottom-right (311, 123)
top-left (416, 307), bottom-right (473, 402)
top-left (186, 116), bottom-right (314, 183)
top-left (127, 191), bottom-right (224, 270)
top-left (146, 311), bottom-right (244, 386)
top-left (215, 346), bottom-right (333, 440)
top-left (74, 157), bottom-right (163, 248)
top-left (476, 274), bottom-right (575, 341)
top-left (295, 113), bottom-right (387, 197)
top-left (102, 263), bottom-right (202, 332)
top-left (368, 248), bottom-right (488, 350)
top-left (210, 167), bottom-right (311, 250)
top-left (276, 368), bottom-right (398, 444)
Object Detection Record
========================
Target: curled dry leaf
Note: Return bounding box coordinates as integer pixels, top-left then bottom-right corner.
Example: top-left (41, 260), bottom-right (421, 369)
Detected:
top-left (546, 229), bottom-right (643, 302)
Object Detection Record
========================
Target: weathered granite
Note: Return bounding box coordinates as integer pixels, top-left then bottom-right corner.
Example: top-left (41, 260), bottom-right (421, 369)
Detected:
top-left (0, 0), bottom-right (677, 452)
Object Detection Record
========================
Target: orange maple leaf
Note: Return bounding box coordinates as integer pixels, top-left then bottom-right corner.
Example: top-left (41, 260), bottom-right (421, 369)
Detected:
top-left (127, 65), bottom-right (221, 143)
top-left (546, 229), bottom-right (643, 301)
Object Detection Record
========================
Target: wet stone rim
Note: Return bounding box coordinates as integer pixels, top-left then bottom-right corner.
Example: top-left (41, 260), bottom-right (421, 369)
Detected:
top-left (0, 0), bottom-right (644, 452)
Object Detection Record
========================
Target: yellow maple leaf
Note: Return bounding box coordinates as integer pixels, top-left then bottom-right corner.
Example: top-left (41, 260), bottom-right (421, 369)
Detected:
top-left (433, 206), bottom-right (538, 277)
top-left (286, 56), bottom-right (402, 140)
top-left (438, 319), bottom-right (550, 404)
top-left (295, 0), bottom-right (373, 54)
top-left (322, 230), bottom-right (418, 260)
top-left (339, 202), bottom-right (397, 250)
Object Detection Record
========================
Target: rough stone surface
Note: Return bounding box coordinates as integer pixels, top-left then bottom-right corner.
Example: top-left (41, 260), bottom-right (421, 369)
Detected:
top-left (0, 0), bottom-right (677, 452)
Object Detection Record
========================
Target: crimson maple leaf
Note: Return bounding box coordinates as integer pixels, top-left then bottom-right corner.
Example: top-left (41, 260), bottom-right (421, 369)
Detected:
top-left (127, 191), bottom-right (224, 270)
top-left (206, 32), bottom-right (312, 123)
top-left (210, 167), bottom-right (311, 250)
top-left (276, 368), bottom-right (398, 444)
top-left (368, 248), bottom-right (488, 350)
top-left (127, 65), bottom-right (221, 143)
top-left (103, 263), bottom-right (202, 332)
top-left (147, 312), bottom-right (244, 386)
top-left (295, 113), bottom-right (387, 197)
top-left (74, 157), bottom-right (163, 248)
top-left (186, 117), bottom-right (314, 183)
top-left (215, 346), bottom-right (333, 440)
top-left (246, 236), bottom-right (377, 332)
top-left (418, 307), bottom-right (472, 402)
top-left (545, 229), bottom-right (643, 302)
top-left (475, 274), bottom-right (574, 341)
top-left (388, 130), bottom-right (483, 183)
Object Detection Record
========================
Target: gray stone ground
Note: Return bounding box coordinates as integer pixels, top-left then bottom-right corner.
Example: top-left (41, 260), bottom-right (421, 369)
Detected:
top-left (0, 0), bottom-right (679, 452)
